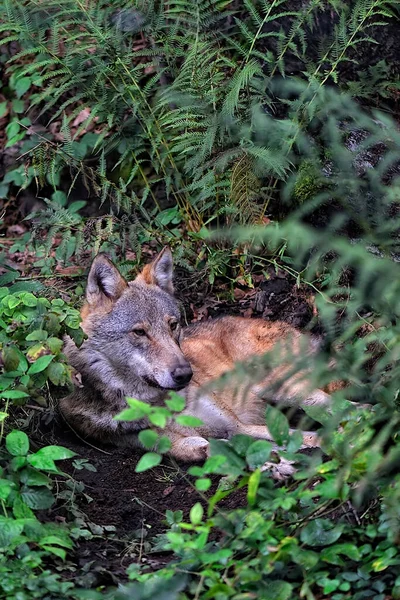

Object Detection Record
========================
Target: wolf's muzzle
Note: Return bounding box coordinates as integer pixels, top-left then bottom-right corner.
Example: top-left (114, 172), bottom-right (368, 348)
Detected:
top-left (171, 365), bottom-right (193, 388)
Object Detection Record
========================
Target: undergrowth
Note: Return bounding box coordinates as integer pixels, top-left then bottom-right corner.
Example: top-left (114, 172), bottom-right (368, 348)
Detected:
top-left (2, 0), bottom-right (400, 598)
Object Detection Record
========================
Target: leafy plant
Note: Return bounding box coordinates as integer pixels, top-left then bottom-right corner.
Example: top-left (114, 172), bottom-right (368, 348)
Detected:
top-left (0, 430), bottom-right (80, 599)
top-left (0, 288), bottom-right (83, 418)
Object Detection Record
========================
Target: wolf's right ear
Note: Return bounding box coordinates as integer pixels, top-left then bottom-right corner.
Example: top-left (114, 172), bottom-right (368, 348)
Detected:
top-left (86, 254), bottom-right (128, 308)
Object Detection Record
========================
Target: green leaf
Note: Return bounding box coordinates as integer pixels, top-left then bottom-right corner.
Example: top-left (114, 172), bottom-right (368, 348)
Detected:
top-left (246, 440), bottom-right (272, 469)
top-left (247, 469), bottom-right (261, 505)
top-left (46, 361), bottom-right (66, 385)
top-left (27, 454), bottom-right (58, 472)
top-left (6, 121), bottom-right (20, 141)
top-left (0, 101), bottom-right (7, 118)
top-left (208, 439), bottom-right (246, 476)
top-left (300, 519), bottom-right (344, 547)
top-left (0, 517), bottom-right (24, 547)
top-left (135, 452), bottom-right (162, 473)
top-left (20, 292), bottom-right (38, 307)
top-left (263, 581), bottom-right (293, 600)
top-left (165, 393), bottom-right (186, 412)
top-left (13, 496), bottom-right (36, 519)
top-left (189, 502), bottom-right (203, 525)
top-left (6, 430), bottom-right (29, 456)
top-left (0, 479), bottom-right (13, 501)
top-left (291, 545), bottom-right (319, 569)
top-left (175, 415), bottom-right (203, 427)
top-left (157, 435), bottom-right (172, 454)
top-left (27, 354), bottom-right (55, 375)
top-left (33, 445), bottom-right (76, 461)
top-left (15, 76), bottom-right (32, 98)
top-left (2, 345), bottom-right (21, 371)
top-left (116, 398), bottom-right (152, 420)
top-left (26, 329), bottom-right (48, 341)
top-left (21, 487), bottom-right (55, 509)
top-left (20, 468), bottom-right (51, 487)
top-left (0, 390), bottom-right (29, 400)
top-left (138, 429), bottom-right (158, 449)
top-left (42, 545), bottom-right (67, 560)
top-left (40, 535), bottom-right (73, 549)
top-left (265, 405), bottom-right (289, 445)
top-left (195, 478), bottom-right (212, 492)
top-left (46, 337), bottom-right (63, 354)
top-left (149, 412), bottom-right (168, 428)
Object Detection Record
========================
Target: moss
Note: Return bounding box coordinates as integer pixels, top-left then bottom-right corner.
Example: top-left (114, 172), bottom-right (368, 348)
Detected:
top-left (293, 159), bottom-right (324, 204)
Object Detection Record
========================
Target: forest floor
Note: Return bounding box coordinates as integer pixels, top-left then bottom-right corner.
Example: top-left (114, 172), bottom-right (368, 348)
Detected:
top-left (1, 232), bottom-right (318, 582)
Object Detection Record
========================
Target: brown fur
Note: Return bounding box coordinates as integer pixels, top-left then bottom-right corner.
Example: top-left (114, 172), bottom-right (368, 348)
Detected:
top-left (59, 249), bottom-right (355, 478)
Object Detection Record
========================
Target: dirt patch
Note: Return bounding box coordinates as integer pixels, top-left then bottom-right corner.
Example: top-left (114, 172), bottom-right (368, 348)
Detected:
top-left (47, 421), bottom-right (247, 583)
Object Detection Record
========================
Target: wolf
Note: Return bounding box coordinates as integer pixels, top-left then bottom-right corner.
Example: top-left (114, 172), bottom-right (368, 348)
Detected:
top-left (60, 248), bottom-right (337, 476)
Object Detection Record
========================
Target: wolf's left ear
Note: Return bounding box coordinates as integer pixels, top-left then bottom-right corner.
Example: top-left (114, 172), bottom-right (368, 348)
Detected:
top-left (86, 254), bottom-right (128, 308)
top-left (139, 247), bottom-right (174, 295)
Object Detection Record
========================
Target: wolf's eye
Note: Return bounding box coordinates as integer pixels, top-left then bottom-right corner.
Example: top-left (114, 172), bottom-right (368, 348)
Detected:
top-left (133, 328), bottom-right (147, 337)
top-left (170, 321), bottom-right (178, 332)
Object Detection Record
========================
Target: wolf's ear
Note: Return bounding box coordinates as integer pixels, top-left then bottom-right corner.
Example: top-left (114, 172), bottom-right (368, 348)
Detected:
top-left (86, 254), bottom-right (128, 308)
top-left (139, 247), bottom-right (174, 295)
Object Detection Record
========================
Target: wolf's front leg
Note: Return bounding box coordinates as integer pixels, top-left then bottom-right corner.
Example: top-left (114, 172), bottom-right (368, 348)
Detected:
top-left (235, 423), bottom-right (320, 448)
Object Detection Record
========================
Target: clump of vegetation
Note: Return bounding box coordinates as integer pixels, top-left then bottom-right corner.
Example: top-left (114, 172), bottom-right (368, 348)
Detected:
top-left (293, 159), bottom-right (326, 204)
top-left (1, 0), bottom-right (400, 597)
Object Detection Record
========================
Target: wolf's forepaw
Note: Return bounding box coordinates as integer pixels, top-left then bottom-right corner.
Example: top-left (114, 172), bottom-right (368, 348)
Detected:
top-left (260, 456), bottom-right (296, 480)
top-left (174, 436), bottom-right (209, 462)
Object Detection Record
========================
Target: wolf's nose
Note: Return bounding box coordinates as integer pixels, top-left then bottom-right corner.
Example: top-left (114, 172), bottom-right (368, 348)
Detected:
top-left (171, 365), bottom-right (193, 387)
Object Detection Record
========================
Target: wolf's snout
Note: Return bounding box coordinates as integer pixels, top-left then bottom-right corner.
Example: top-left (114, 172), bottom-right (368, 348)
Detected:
top-left (171, 364), bottom-right (193, 388)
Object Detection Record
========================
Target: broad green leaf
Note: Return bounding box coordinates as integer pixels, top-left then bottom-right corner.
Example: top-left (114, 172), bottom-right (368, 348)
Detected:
top-left (46, 361), bottom-right (66, 385)
top-left (13, 496), bottom-right (36, 519)
top-left (20, 468), bottom-right (51, 487)
top-left (189, 502), bottom-right (203, 525)
top-left (138, 429), bottom-right (158, 449)
top-left (20, 292), bottom-right (38, 307)
top-left (26, 329), bottom-right (48, 341)
top-left (149, 412), bottom-right (168, 428)
top-left (21, 487), bottom-right (55, 509)
top-left (3, 345), bottom-right (21, 372)
top-left (135, 452), bottom-right (162, 473)
top-left (46, 337), bottom-right (63, 354)
top-left (40, 535), bottom-right (73, 549)
top-left (116, 398), bottom-right (152, 420)
top-left (263, 580), bottom-right (293, 600)
top-left (265, 405), bottom-right (289, 445)
top-left (15, 76), bottom-right (32, 98)
top-left (300, 519), bottom-right (344, 547)
top-left (0, 517), bottom-right (24, 547)
top-left (157, 435), bottom-right (172, 454)
top-left (33, 445), bottom-right (76, 461)
top-left (246, 440), bottom-right (272, 469)
top-left (165, 393), bottom-right (186, 412)
top-left (0, 390), bottom-right (29, 400)
top-left (208, 439), bottom-right (246, 475)
top-left (6, 430), bottom-right (29, 456)
top-left (42, 545), bottom-right (67, 560)
top-left (0, 479), bottom-right (13, 501)
top-left (175, 415), bottom-right (203, 427)
top-left (27, 454), bottom-right (58, 472)
top-left (27, 354), bottom-right (54, 375)
top-left (195, 478), bottom-right (212, 492)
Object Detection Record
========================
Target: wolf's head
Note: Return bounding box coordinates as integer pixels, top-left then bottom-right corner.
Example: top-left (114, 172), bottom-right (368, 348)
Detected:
top-left (77, 248), bottom-right (193, 396)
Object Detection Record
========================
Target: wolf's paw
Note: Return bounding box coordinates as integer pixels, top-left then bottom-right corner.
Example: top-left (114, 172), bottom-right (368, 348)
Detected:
top-left (175, 436), bottom-right (209, 462)
top-left (260, 456), bottom-right (296, 481)
top-left (301, 431), bottom-right (321, 448)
